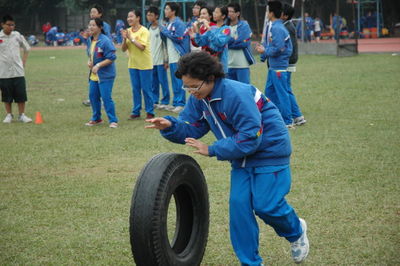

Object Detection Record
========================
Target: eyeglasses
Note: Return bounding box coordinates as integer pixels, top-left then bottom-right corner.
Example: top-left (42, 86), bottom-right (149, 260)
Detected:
top-left (182, 80), bottom-right (205, 93)
top-left (5, 23), bottom-right (15, 27)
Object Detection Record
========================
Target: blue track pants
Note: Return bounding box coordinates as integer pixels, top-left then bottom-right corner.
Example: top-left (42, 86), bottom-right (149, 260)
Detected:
top-left (129, 68), bottom-right (154, 116)
top-left (169, 63), bottom-right (185, 107)
top-left (287, 72), bottom-right (303, 119)
top-left (230, 165), bottom-right (302, 266)
top-left (228, 68), bottom-right (250, 84)
top-left (152, 65), bottom-right (170, 105)
top-left (265, 70), bottom-right (292, 125)
top-left (89, 79), bottom-right (118, 123)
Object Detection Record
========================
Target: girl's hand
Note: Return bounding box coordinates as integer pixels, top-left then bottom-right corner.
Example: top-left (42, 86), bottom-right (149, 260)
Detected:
top-left (185, 138), bottom-right (209, 156)
top-left (145, 117), bottom-right (172, 130)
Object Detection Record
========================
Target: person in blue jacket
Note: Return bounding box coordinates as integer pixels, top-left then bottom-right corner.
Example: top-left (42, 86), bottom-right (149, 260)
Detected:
top-left (186, 1), bottom-right (206, 52)
top-left (256, 1), bottom-right (294, 127)
top-left (296, 12), bottom-right (313, 42)
top-left (190, 5), bottom-right (231, 74)
top-left (55, 28), bottom-right (66, 46)
top-left (160, 2), bottom-right (190, 113)
top-left (227, 3), bottom-right (255, 84)
top-left (85, 18), bottom-right (118, 128)
top-left (82, 4), bottom-right (113, 107)
top-left (282, 4), bottom-right (306, 127)
top-left (115, 19), bottom-right (125, 44)
top-left (90, 4), bottom-right (112, 39)
top-left (145, 51), bottom-right (309, 265)
top-left (45, 26), bottom-right (58, 46)
top-left (186, 1), bottom-right (206, 51)
top-left (187, 1), bottom-right (207, 29)
top-left (332, 13), bottom-right (342, 40)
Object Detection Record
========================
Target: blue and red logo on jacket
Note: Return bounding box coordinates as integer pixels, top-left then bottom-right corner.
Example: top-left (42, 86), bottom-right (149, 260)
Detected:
top-left (95, 47), bottom-right (104, 57)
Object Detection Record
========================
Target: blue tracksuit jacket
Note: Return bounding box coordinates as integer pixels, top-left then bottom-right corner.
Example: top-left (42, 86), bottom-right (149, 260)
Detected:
top-left (260, 19), bottom-right (292, 70)
top-left (194, 25), bottom-right (231, 73)
top-left (103, 21), bottom-right (112, 40)
top-left (86, 33), bottom-right (117, 82)
top-left (228, 20), bottom-right (255, 65)
top-left (160, 17), bottom-right (190, 56)
top-left (160, 78), bottom-right (291, 168)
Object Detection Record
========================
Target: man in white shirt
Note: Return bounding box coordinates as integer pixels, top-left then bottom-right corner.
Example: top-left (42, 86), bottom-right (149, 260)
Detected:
top-left (0, 15), bottom-right (32, 123)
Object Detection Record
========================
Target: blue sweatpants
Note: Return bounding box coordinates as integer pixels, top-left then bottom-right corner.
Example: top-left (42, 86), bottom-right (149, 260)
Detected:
top-left (287, 72), bottom-right (303, 119)
top-left (89, 79), bottom-right (118, 123)
top-left (152, 65), bottom-right (170, 105)
top-left (228, 68), bottom-right (250, 84)
top-left (265, 70), bottom-right (292, 125)
top-left (169, 63), bottom-right (185, 107)
top-left (129, 68), bottom-right (154, 116)
top-left (230, 165), bottom-right (302, 266)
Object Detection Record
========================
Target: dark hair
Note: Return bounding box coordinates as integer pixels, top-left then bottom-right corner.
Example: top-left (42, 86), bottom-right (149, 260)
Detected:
top-left (268, 1), bottom-right (282, 19)
top-left (92, 4), bottom-right (104, 16)
top-left (227, 3), bottom-right (241, 13)
top-left (215, 5), bottom-right (228, 21)
top-left (130, 9), bottom-right (142, 22)
top-left (2, 14), bottom-right (14, 24)
top-left (194, 1), bottom-right (207, 8)
top-left (200, 6), bottom-right (214, 22)
top-left (175, 51), bottom-right (225, 81)
top-left (227, 3), bottom-right (241, 24)
top-left (166, 2), bottom-right (180, 16)
top-left (282, 3), bottom-right (294, 20)
top-left (91, 18), bottom-right (105, 35)
top-left (147, 6), bottom-right (159, 17)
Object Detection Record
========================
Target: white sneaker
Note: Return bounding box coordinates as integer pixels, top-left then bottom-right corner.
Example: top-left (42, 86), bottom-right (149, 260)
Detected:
top-left (291, 218), bottom-right (309, 263)
top-left (109, 122), bottom-right (118, 128)
top-left (18, 113), bottom-right (32, 123)
top-left (82, 99), bottom-right (91, 106)
top-left (164, 105), bottom-right (176, 111)
top-left (157, 104), bottom-right (167, 110)
top-left (172, 106), bottom-right (184, 113)
top-left (294, 116), bottom-right (306, 126)
top-left (3, 113), bottom-right (13, 123)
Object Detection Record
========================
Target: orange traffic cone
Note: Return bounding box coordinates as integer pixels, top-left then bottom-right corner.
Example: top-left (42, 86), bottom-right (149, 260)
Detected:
top-left (35, 111), bottom-right (43, 124)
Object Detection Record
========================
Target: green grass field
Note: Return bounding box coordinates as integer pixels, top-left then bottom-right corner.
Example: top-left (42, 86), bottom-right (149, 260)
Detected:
top-left (1, 48), bottom-right (399, 265)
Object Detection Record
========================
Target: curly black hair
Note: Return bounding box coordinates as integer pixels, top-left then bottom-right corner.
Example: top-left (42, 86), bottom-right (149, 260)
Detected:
top-left (175, 51), bottom-right (225, 81)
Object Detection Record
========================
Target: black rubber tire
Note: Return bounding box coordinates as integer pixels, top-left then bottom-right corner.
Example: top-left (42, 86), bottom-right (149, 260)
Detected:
top-left (130, 153), bottom-right (209, 266)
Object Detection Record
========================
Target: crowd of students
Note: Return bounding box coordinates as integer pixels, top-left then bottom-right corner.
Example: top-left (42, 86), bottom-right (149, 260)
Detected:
top-left (82, 1), bottom-right (306, 130)
top-left (1, 1), bottom-right (307, 129)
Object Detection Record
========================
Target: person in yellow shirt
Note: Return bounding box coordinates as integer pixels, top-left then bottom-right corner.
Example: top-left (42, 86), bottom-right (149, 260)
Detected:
top-left (121, 9), bottom-right (154, 120)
